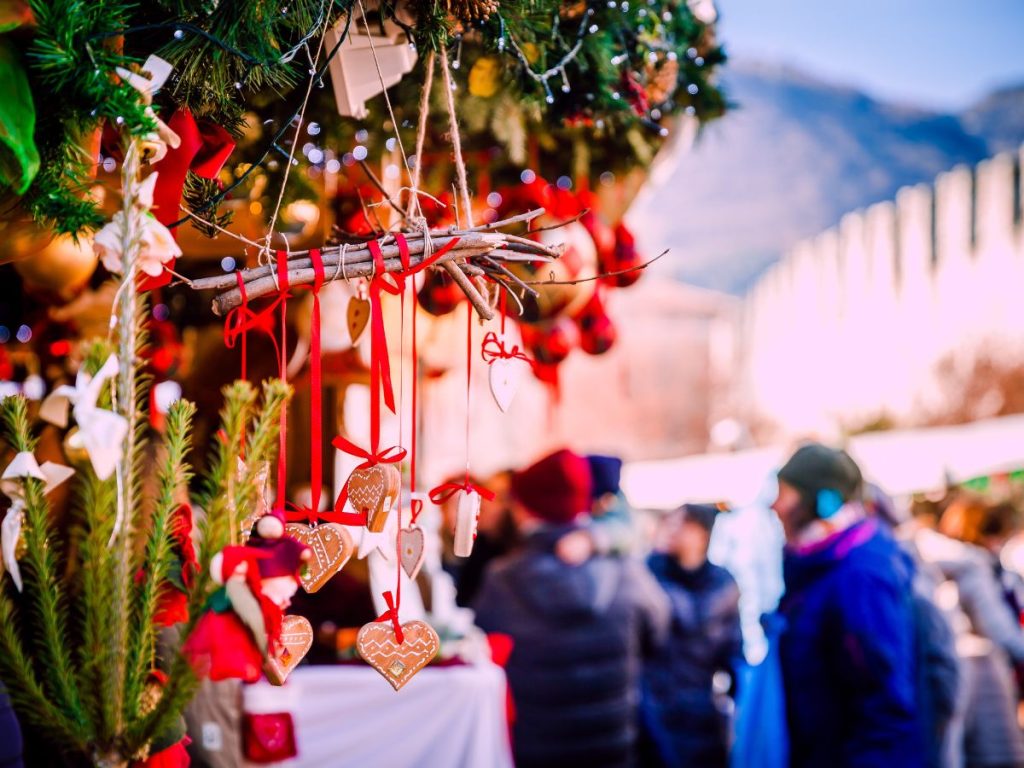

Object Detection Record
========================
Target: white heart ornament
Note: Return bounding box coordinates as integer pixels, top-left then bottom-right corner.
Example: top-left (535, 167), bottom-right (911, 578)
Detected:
top-left (453, 490), bottom-right (481, 558)
top-left (489, 357), bottom-right (526, 413)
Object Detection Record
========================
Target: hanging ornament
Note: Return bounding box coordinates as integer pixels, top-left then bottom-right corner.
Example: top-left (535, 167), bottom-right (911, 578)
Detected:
top-left (398, 526), bottom-right (426, 580)
top-left (9, 229), bottom-right (99, 302)
top-left (263, 614), bottom-right (314, 686)
top-left (345, 464), bottom-right (402, 533)
top-left (468, 56), bottom-right (502, 98)
top-left (453, 489), bottom-right (482, 558)
top-left (416, 270), bottom-right (464, 317)
top-left (356, 618), bottom-right (440, 691)
top-left (283, 522), bottom-right (354, 593)
top-left (325, 16), bottom-right (418, 119)
top-left (346, 294), bottom-right (371, 345)
top-left (601, 222), bottom-right (644, 288)
top-left (574, 290), bottom-right (617, 356)
top-left (482, 332), bottom-right (531, 412)
top-left (1, 451), bottom-right (74, 591)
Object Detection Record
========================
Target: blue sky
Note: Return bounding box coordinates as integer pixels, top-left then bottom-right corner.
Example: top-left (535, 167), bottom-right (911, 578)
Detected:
top-left (717, 0), bottom-right (1024, 110)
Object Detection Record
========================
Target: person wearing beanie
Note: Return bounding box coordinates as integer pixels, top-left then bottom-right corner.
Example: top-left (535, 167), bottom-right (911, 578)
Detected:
top-left (640, 503), bottom-right (742, 768)
top-left (585, 454), bottom-right (638, 557)
top-left (772, 442), bottom-right (923, 768)
top-left (473, 448), bottom-right (670, 768)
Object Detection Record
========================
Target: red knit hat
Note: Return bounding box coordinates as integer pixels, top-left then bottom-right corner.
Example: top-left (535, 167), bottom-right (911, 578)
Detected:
top-left (510, 449), bottom-right (592, 525)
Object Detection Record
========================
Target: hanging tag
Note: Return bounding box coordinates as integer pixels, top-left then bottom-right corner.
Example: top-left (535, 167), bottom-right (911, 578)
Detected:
top-left (347, 296), bottom-right (371, 345)
top-left (453, 489), bottom-right (482, 558)
top-left (398, 526), bottom-right (426, 580)
top-left (489, 356), bottom-right (527, 412)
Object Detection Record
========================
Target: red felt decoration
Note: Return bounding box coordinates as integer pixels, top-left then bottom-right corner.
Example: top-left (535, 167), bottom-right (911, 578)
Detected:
top-left (243, 712), bottom-right (298, 764)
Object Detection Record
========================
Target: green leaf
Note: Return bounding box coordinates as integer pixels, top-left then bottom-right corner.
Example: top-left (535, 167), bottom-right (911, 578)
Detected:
top-left (0, 37), bottom-right (39, 194)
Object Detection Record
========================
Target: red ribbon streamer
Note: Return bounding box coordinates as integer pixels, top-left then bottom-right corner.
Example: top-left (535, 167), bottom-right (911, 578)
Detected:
top-left (375, 590), bottom-right (404, 644)
top-left (223, 272), bottom-right (283, 381)
top-left (330, 235), bottom-right (460, 522)
top-left (275, 254), bottom-right (291, 510)
top-left (144, 110), bottom-right (235, 290)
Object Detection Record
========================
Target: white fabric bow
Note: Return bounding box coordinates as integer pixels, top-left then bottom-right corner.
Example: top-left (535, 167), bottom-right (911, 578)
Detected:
top-left (114, 55), bottom-right (181, 163)
top-left (1, 451), bottom-right (75, 591)
top-left (39, 354), bottom-right (128, 481)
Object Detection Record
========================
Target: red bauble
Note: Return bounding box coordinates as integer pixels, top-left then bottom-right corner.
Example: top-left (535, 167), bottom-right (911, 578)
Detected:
top-left (417, 270), bottom-right (464, 317)
top-left (522, 319), bottom-right (578, 366)
top-left (602, 222), bottom-right (644, 288)
top-left (574, 291), bottom-right (617, 356)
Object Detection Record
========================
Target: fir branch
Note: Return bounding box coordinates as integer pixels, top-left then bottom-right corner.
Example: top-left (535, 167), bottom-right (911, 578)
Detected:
top-left (126, 378), bottom-right (289, 752)
top-left (122, 399), bottom-right (195, 726)
top-left (0, 396), bottom-right (90, 742)
top-left (71, 465), bottom-right (119, 746)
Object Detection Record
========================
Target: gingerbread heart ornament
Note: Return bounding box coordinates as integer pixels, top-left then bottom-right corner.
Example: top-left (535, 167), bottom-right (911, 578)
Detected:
top-left (357, 619), bottom-right (439, 691)
top-left (264, 615), bottom-right (313, 686)
top-left (399, 526), bottom-right (425, 579)
top-left (284, 522), bottom-right (354, 593)
top-left (346, 464), bottom-right (401, 532)
top-left (347, 297), bottom-right (370, 345)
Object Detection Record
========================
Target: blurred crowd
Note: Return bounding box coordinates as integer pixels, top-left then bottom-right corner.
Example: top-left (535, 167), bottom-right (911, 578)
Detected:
top-left (459, 444), bottom-right (1024, 768)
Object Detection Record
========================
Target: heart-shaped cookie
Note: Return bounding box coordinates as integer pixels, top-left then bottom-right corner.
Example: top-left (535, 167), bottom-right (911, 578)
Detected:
top-left (356, 619), bottom-right (439, 691)
top-left (489, 356), bottom-right (527, 413)
top-left (398, 526), bottom-right (425, 580)
top-left (284, 522), bottom-right (355, 593)
top-left (347, 297), bottom-right (371, 345)
top-left (264, 614), bottom-right (313, 686)
top-left (346, 464), bottom-right (401, 532)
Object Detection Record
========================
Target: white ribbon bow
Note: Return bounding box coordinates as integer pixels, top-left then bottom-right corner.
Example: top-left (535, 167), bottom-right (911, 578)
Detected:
top-left (1, 452), bottom-right (75, 591)
top-left (115, 55), bottom-right (181, 163)
top-left (39, 354), bottom-right (128, 481)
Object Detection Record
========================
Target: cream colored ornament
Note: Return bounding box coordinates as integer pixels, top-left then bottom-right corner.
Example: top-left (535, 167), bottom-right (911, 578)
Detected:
top-left (264, 614), bottom-right (314, 686)
top-left (356, 619), bottom-right (439, 691)
top-left (284, 522), bottom-right (355, 593)
top-left (453, 489), bottom-right (481, 558)
top-left (324, 17), bottom-right (417, 119)
top-left (488, 353), bottom-right (528, 412)
top-left (398, 526), bottom-right (425, 580)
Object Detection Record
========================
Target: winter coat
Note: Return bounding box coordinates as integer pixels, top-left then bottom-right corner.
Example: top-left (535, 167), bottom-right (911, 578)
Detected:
top-left (911, 528), bottom-right (1024, 767)
top-left (473, 523), bottom-right (670, 768)
top-left (0, 684), bottom-right (22, 768)
top-left (779, 519), bottom-right (923, 768)
top-left (641, 555), bottom-right (743, 768)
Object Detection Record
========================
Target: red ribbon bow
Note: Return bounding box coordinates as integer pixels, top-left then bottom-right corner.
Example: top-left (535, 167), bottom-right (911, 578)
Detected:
top-left (223, 272), bottom-right (281, 382)
top-left (375, 590), bottom-right (404, 644)
top-left (480, 331), bottom-right (533, 366)
top-left (429, 478), bottom-right (497, 505)
top-left (143, 110), bottom-right (235, 290)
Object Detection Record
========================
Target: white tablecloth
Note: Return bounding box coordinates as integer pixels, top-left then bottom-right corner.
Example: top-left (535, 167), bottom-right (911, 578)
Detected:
top-left (246, 664), bottom-right (514, 768)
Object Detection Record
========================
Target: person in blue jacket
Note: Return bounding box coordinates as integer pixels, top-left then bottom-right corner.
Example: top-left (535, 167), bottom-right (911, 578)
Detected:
top-left (772, 443), bottom-right (923, 768)
top-left (641, 503), bottom-right (743, 768)
top-left (0, 683), bottom-right (23, 768)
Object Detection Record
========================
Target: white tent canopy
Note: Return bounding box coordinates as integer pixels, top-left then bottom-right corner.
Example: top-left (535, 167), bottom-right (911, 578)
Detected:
top-left (623, 413), bottom-right (1024, 510)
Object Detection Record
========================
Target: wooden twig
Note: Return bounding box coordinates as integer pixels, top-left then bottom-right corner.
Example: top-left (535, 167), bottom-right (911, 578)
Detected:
top-left (481, 255), bottom-right (540, 298)
top-left (524, 249), bottom-right (670, 286)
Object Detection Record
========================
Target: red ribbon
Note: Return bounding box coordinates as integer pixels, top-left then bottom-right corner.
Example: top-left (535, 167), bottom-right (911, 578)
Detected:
top-left (429, 479), bottom-right (496, 505)
top-left (375, 590), bottom-right (404, 644)
top-left (283, 251), bottom-right (329, 524)
top-left (480, 331), bottom-right (533, 366)
top-left (143, 110), bottom-right (235, 290)
top-left (330, 234), bottom-right (460, 523)
top-left (275, 254), bottom-right (291, 510)
top-left (223, 272), bottom-right (282, 382)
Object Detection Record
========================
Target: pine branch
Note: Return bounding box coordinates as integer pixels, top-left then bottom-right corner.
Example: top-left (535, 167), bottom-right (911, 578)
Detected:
top-left (0, 396), bottom-right (90, 742)
top-left (126, 378), bottom-right (289, 751)
top-left (122, 399), bottom-right (195, 726)
top-left (71, 466), bottom-right (119, 745)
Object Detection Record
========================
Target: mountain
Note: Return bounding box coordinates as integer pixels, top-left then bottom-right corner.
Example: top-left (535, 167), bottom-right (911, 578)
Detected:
top-left (627, 62), bottom-right (1022, 294)
top-left (961, 83), bottom-right (1024, 153)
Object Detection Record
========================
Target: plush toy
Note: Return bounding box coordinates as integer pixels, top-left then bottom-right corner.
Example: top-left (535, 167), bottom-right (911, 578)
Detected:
top-left (184, 511), bottom-right (311, 683)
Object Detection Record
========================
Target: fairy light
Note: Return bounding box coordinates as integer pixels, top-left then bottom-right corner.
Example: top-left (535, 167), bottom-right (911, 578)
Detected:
top-left (501, 6), bottom-right (595, 102)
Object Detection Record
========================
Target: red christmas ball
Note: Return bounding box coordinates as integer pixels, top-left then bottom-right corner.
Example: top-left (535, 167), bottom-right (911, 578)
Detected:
top-left (573, 291), bottom-right (617, 355)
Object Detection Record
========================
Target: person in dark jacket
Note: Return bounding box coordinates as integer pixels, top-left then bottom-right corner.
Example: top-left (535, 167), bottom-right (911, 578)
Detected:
top-left (0, 683), bottom-right (23, 768)
top-left (473, 449), bottom-right (670, 768)
top-left (773, 443), bottom-right (923, 768)
top-left (641, 503), bottom-right (743, 768)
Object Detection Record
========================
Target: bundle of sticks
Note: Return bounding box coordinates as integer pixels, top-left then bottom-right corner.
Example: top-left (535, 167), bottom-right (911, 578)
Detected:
top-left (191, 208), bottom-right (566, 320)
